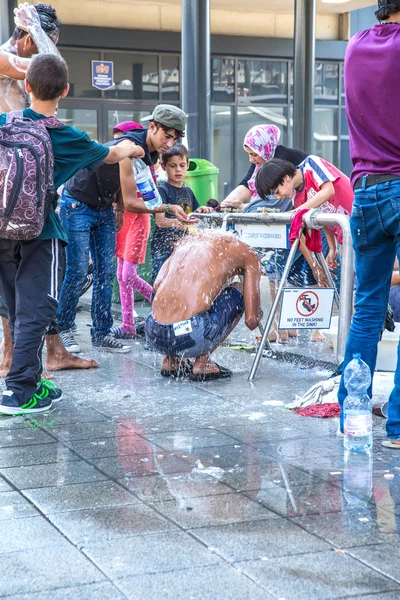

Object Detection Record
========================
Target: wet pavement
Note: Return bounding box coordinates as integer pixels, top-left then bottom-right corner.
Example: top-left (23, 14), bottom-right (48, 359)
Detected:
top-left (0, 305), bottom-right (399, 599)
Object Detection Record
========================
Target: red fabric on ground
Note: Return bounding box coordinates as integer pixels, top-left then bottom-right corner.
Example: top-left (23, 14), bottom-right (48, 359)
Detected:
top-left (295, 403), bottom-right (340, 418)
top-left (289, 208), bottom-right (323, 253)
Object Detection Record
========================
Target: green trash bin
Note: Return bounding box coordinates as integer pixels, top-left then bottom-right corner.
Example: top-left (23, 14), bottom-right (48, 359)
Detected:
top-left (184, 159), bottom-right (219, 206)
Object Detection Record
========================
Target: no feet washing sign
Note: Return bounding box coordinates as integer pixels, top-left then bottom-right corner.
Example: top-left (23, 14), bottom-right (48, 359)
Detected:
top-left (279, 288), bottom-right (335, 330)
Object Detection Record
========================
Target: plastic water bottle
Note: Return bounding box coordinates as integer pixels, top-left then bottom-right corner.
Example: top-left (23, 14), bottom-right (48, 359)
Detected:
top-left (343, 353), bottom-right (373, 453)
top-left (132, 159), bottom-right (162, 210)
top-left (343, 451), bottom-right (372, 509)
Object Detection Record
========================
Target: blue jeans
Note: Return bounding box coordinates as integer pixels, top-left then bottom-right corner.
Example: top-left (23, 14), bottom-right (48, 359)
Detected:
top-left (337, 179), bottom-right (400, 438)
top-left (57, 191), bottom-right (116, 341)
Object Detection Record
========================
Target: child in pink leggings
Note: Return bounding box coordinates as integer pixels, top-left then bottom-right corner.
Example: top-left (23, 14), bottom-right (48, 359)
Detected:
top-left (110, 121), bottom-right (153, 339)
top-left (112, 228), bottom-right (153, 338)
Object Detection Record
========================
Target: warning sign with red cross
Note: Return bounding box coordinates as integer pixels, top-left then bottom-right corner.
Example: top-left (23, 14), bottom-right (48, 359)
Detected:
top-left (278, 288), bottom-right (335, 330)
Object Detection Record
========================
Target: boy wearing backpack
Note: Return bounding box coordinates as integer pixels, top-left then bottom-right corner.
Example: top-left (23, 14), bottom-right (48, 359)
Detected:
top-left (0, 54), bottom-right (143, 415)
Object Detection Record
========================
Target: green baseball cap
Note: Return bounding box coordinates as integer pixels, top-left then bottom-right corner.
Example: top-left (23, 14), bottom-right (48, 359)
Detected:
top-left (141, 104), bottom-right (188, 132)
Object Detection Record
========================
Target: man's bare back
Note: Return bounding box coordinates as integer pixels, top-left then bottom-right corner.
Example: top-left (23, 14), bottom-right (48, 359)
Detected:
top-left (153, 231), bottom-right (262, 327)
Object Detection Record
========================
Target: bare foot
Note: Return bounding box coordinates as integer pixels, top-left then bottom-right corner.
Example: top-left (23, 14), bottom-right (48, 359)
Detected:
top-left (288, 330), bottom-right (298, 338)
top-left (45, 333), bottom-right (99, 371)
top-left (268, 330), bottom-right (288, 343)
top-left (41, 371), bottom-right (54, 380)
top-left (161, 356), bottom-right (181, 372)
top-left (192, 355), bottom-right (221, 376)
top-left (46, 352), bottom-right (99, 371)
top-left (311, 330), bottom-right (326, 342)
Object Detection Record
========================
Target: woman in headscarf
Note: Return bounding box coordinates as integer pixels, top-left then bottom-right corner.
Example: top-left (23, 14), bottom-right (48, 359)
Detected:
top-left (221, 124), bottom-right (307, 209)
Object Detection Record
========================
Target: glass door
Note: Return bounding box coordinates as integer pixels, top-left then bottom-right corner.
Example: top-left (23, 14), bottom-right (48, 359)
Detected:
top-left (57, 100), bottom-right (101, 142)
top-left (105, 104), bottom-right (156, 140)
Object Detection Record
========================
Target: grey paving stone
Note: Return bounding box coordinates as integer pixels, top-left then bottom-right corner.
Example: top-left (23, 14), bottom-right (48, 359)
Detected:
top-left (0, 427), bottom-right (55, 447)
top-left (347, 544), bottom-right (400, 584)
top-left (37, 407), bottom-right (109, 426)
top-left (292, 508), bottom-right (400, 548)
top-left (143, 428), bottom-right (238, 451)
top-left (120, 472), bottom-right (234, 502)
top-left (64, 436), bottom-right (159, 460)
top-left (0, 540), bottom-right (105, 596)
top-left (245, 481), bottom-right (350, 518)
top-left (149, 493), bottom-right (275, 528)
top-left (23, 481), bottom-right (139, 514)
top-left (219, 461), bottom-right (322, 493)
top-left (83, 531), bottom-right (222, 579)
top-left (172, 443), bottom-right (266, 470)
top-left (43, 419), bottom-right (132, 441)
top-left (216, 421), bottom-right (315, 444)
top-left (0, 443), bottom-right (79, 468)
top-left (0, 515), bottom-right (63, 552)
top-left (190, 517), bottom-right (330, 562)
top-left (48, 504), bottom-right (178, 544)
top-left (91, 452), bottom-right (192, 480)
top-left (0, 476), bottom-right (13, 492)
top-left (1, 460), bottom-right (107, 489)
top-left (0, 490), bottom-right (39, 520)
top-left (236, 550), bottom-right (399, 599)
top-left (5, 582), bottom-right (126, 600)
top-left (116, 565), bottom-right (271, 599)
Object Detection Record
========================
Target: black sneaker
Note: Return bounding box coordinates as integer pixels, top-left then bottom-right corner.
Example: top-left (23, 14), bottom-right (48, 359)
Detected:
top-left (92, 335), bottom-right (131, 353)
top-left (0, 387), bottom-right (53, 416)
top-left (60, 329), bottom-right (81, 353)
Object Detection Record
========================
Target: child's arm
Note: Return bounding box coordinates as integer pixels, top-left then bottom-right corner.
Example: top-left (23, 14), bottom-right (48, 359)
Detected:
top-left (298, 236), bottom-right (329, 287)
top-left (296, 181), bottom-right (335, 210)
top-left (155, 212), bottom-right (186, 230)
top-left (323, 227), bottom-right (339, 270)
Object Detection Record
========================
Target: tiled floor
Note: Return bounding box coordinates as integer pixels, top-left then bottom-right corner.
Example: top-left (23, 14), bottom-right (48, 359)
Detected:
top-left (0, 309), bottom-right (398, 599)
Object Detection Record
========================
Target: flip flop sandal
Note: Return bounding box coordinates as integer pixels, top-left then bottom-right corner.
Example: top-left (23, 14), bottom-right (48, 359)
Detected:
top-left (190, 364), bottom-right (232, 382)
top-left (161, 360), bottom-right (194, 379)
top-left (382, 439), bottom-right (400, 449)
top-left (110, 326), bottom-right (137, 340)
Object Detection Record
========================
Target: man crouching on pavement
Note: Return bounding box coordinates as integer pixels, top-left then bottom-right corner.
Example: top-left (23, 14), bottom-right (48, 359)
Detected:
top-left (145, 231), bottom-right (263, 380)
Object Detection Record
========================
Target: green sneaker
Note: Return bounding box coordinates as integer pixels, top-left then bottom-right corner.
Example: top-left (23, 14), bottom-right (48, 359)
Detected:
top-left (0, 387), bottom-right (52, 416)
top-left (39, 379), bottom-right (63, 403)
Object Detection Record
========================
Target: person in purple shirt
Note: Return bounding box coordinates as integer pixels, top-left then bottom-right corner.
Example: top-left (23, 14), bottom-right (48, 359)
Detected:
top-left (338, 0), bottom-right (400, 448)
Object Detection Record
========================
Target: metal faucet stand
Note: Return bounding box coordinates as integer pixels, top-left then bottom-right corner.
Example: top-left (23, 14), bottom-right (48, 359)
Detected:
top-left (192, 210), bottom-right (354, 380)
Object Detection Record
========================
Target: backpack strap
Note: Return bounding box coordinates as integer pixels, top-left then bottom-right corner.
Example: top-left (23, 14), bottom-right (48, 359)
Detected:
top-left (40, 116), bottom-right (64, 129)
top-left (6, 110), bottom-right (24, 123)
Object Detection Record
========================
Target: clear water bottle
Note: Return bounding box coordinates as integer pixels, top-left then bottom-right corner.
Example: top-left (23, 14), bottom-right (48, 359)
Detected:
top-left (343, 353), bottom-right (373, 453)
top-left (132, 158), bottom-right (162, 210)
top-left (343, 451), bottom-right (372, 509)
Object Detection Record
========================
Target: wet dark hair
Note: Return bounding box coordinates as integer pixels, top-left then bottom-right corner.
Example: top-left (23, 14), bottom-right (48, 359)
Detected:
top-left (14, 4), bottom-right (61, 41)
top-left (255, 158), bottom-right (297, 199)
top-left (26, 54), bottom-right (68, 101)
top-left (375, 0), bottom-right (400, 20)
top-left (161, 143), bottom-right (189, 165)
top-left (152, 121), bottom-right (184, 140)
top-left (206, 199), bottom-right (219, 208)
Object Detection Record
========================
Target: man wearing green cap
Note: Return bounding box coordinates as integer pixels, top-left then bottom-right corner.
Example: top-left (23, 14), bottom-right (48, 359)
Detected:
top-left (57, 104), bottom-right (195, 354)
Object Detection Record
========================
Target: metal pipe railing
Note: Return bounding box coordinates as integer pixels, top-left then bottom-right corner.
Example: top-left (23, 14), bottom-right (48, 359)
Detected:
top-left (192, 210), bottom-right (354, 371)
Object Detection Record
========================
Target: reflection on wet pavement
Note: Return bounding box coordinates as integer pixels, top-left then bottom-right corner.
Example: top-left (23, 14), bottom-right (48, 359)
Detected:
top-left (0, 312), bottom-right (399, 599)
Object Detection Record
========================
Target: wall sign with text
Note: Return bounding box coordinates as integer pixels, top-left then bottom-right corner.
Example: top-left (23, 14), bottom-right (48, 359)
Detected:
top-left (92, 61), bottom-right (114, 90)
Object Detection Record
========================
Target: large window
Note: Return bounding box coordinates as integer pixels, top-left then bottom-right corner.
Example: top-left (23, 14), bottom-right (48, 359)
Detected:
top-left (60, 47), bottom-right (348, 200)
top-left (104, 53), bottom-right (159, 100)
top-left (61, 49), bottom-right (101, 99)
